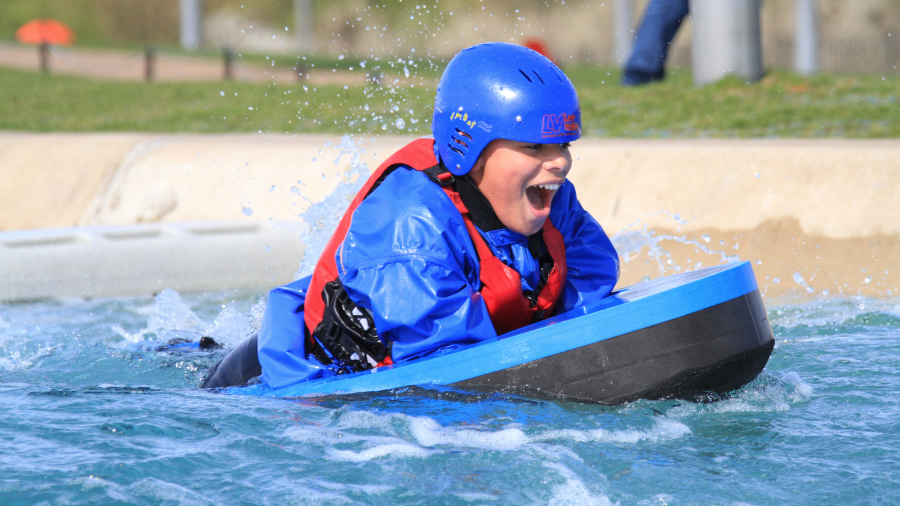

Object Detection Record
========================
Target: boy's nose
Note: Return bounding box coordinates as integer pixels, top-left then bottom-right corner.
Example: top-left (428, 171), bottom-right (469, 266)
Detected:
top-left (544, 147), bottom-right (571, 173)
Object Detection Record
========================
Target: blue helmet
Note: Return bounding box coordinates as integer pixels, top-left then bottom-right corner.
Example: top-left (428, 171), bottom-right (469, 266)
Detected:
top-left (432, 42), bottom-right (582, 176)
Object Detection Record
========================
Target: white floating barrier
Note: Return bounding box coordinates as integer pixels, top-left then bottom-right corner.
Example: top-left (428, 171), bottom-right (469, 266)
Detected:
top-left (0, 221), bottom-right (305, 301)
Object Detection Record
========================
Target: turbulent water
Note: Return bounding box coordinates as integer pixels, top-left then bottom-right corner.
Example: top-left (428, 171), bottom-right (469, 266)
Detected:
top-left (1, 289), bottom-right (898, 505)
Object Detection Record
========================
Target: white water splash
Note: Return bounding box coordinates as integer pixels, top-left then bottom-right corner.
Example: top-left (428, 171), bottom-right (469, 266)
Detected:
top-left (793, 272), bottom-right (816, 294)
top-left (666, 370), bottom-right (814, 417)
top-left (294, 135), bottom-right (371, 279)
top-left (146, 289), bottom-right (208, 337)
top-left (112, 288), bottom-right (258, 347)
top-left (206, 307), bottom-right (252, 347)
top-left (611, 214), bottom-right (741, 278)
top-left (247, 296), bottom-right (267, 334)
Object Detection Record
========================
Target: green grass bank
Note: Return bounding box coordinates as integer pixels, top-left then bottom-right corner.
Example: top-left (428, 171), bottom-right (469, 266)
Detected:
top-left (2, 65), bottom-right (898, 137)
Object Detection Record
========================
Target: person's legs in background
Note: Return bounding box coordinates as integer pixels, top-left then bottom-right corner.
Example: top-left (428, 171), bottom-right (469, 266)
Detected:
top-left (621, 0), bottom-right (690, 86)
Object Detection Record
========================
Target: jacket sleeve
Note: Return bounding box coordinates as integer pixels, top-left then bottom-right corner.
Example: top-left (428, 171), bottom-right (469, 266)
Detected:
top-left (257, 276), bottom-right (330, 389)
top-left (336, 168), bottom-right (498, 363)
top-left (550, 180), bottom-right (620, 312)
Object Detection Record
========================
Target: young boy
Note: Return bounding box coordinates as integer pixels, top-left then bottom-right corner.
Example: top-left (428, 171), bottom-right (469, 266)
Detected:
top-left (203, 42), bottom-right (619, 389)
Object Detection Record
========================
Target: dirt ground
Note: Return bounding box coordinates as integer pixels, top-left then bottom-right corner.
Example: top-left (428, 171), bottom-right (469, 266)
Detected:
top-left (0, 42), bottom-right (369, 85)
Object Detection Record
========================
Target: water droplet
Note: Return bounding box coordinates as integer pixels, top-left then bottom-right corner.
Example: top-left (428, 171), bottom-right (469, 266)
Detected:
top-left (248, 106), bottom-right (254, 111)
top-left (269, 185), bottom-right (276, 193)
top-left (755, 172), bottom-right (760, 178)
top-left (338, 55), bottom-right (345, 60)
top-left (265, 246), bottom-right (272, 252)
top-left (822, 289), bottom-right (829, 296)
top-left (773, 278), bottom-right (780, 284)
top-left (864, 277), bottom-right (872, 284)
top-left (793, 272), bottom-right (806, 285)
top-left (516, 115), bottom-right (522, 122)
top-left (702, 234), bottom-right (710, 243)
top-left (241, 205), bottom-right (253, 216)
top-left (404, 67), bottom-right (410, 77)
top-left (395, 118), bottom-right (406, 130)
top-left (219, 91), bottom-right (225, 96)
top-left (291, 186), bottom-right (300, 195)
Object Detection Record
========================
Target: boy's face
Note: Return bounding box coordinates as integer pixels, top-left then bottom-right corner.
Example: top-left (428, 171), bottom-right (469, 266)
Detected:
top-left (468, 139), bottom-right (572, 236)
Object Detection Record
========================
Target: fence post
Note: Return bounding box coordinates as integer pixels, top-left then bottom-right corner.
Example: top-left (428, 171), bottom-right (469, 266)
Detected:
top-left (795, 0), bottom-right (818, 75)
top-left (690, 0), bottom-right (763, 86)
top-left (180, 0), bottom-right (202, 51)
top-left (39, 44), bottom-right (49, 73)
top-left (223, 48), bottom-right (234, 81)
top-left (294, 0), bottom-right (314, 52)
top-left (144, 45), bottom-right (155, 82)
top-left (888, 33), bottom-right (899, 74)
top-left (613, 0), bottom-right (634, 66)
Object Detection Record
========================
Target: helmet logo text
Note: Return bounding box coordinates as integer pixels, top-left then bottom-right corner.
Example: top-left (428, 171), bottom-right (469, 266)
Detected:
top-left (451, 111), bottom-right (481, 130)
top-left (541, 113), bottom-right (579, 137)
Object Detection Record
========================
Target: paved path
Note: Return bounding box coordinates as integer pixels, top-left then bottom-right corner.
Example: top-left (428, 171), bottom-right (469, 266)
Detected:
top-left (0, 42), bottom-right (371, 85)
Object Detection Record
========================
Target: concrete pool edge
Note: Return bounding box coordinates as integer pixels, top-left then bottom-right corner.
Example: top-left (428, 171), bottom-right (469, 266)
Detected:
top-left (2, 133), bottom-right (898, 299)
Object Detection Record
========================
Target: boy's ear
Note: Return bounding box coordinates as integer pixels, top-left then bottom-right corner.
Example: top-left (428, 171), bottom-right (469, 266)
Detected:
top-left (467, 157), bottom-right (486, 184)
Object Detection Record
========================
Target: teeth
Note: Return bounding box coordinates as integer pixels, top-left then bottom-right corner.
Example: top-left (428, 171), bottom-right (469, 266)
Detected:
top-left (535, 183), bottom-right (561, 191)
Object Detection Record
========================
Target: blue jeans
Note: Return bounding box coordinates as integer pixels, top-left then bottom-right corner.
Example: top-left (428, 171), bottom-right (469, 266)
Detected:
top-left (622, 0), bottom-right (690, 85)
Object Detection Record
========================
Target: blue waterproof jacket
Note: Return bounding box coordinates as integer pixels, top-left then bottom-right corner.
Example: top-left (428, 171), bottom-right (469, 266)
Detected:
top-left (258, 167), bottom-right (619, 389)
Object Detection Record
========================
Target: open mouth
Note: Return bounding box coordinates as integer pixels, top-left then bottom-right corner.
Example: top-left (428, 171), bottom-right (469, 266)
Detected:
top-left (525, 182), bottom-right (562, 211)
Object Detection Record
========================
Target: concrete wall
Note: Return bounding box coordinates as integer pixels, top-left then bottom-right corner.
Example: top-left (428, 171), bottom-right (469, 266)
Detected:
top-left (2, 133), bottom-right (897, 299)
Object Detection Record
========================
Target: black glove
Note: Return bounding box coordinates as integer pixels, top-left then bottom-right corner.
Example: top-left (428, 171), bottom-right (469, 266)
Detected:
top-left (313, 280), bottom-right (389, 373)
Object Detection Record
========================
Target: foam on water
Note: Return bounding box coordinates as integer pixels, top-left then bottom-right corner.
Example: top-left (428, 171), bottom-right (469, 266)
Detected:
top-left (544, 462), bottom-right (615, 506)
top-left (288, 405), bottom-right (692, 469)
top-left (534, 418), bottom-right (692, 445)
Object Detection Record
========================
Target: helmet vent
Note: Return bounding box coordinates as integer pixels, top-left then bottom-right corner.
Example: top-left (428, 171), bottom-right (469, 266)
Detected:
top-left (518, 69), bottom-right (533, 83)
top-left (449, 127), bottom-right (472, 157)
top-left (532, 70), bottom-right (545, 85)
top-left (553, 68), bottom-right (565, 83)
top-left (455, 128), bottom-right (473, 140)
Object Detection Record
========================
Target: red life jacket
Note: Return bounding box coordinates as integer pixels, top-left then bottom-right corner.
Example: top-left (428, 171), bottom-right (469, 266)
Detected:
top-left (304, 138), bottom-right (568, 350)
